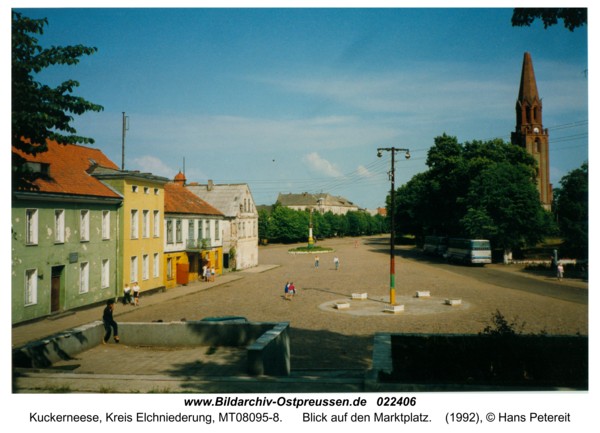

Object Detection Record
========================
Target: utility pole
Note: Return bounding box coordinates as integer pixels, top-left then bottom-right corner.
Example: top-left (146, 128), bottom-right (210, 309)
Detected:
top-left (377, 147), bottom-right (410, 305)
top-left (122, 112), bottom-right (129, 170)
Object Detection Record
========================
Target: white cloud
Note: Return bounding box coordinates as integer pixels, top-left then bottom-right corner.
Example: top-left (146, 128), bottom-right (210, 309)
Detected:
top-left (301, 152), bottom-right (344, 177)
top-left (357, 165), bottom-right (373, 178)
top-left (130, 156), bottom-right (176, 179)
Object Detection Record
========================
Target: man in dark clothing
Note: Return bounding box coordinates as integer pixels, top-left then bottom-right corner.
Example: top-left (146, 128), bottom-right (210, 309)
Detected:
top-left (102, 299), bottom-right (119, 344)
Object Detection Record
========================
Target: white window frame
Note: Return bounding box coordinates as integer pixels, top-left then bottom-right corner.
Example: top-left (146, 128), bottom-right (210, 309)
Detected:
top-left (132, 185), bottom-right (138, 193)
top-left (143, 254), bottom-right (149, 280)
top-left (131, 256), bottom-right (138, 283)
top-left (153, 253), bottom-right (159, 278)
top-left (215, 220), bottom-right (220, 240)
top-left (176, 219), bottom-right (183, 243)
top-left (131, 209), bottom-right (139, 239)
top-left (25, 269), bottom-right (38, 306)
top-left (26, 209), bottom-right (38, 245)
top-left (143, 187), bottom-right (149, 194)
top-left (80, 210), bottom-right (90, 242)
top-left (154, 188), bottom-right (159, 195)
top-left (205, 220), bottom-right (210, 239)
top-left (167, 219), bottom-right (173, 244)
top-left (102, 210), bottom-right (110, 240)
top-left (153, 210), bottom-right (160, 237)
top-left (167, 257), bottom-right (173, 280)
top-left (101, 259), bottom-right (110, 288)
top-left (143, 210), bottom-right (149, 238)
top-left (54, 209), bottom-right (65, 243)
top-left (80, 262), bottom-right (89, 294)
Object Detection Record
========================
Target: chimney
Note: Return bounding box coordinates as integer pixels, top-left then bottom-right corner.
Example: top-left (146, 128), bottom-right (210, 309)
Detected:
top-left (208, 180), bottom-right (213, 191)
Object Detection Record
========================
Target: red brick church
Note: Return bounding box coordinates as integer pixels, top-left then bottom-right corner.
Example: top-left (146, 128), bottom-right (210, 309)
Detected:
top-left (511, 52), bottom-right (553, 211)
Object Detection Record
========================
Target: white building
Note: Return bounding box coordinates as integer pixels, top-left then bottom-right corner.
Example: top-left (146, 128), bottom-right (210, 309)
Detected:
top-left (276, 192), bottom-right (361, 215)
top-left (186, 180), bottom-right (258, 270)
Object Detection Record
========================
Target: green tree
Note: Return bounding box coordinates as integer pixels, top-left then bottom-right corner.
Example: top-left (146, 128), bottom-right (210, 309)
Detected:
top-left (257, 209), bottom-right (271, 241)
top-left (324, 211), bottom-right (339, 237)
top-left (511, 8), bottom-right (587, 32)
top-left (12, 11), bottom-right (104, 190)
top-left (270, 207), bottom-right (301, 243)
top-left (554, 162), bottom-right (588, 259)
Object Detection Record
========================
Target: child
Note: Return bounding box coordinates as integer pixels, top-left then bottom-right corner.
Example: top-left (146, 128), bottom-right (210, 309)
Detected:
top-left (284, 281), bottom-right (290, 300)
top-left (288, 282), bottom-right (295, 300)
top-left (102, 299), bottom-right (119, 344)
top-left (133, 282), bottom-right (140, 306)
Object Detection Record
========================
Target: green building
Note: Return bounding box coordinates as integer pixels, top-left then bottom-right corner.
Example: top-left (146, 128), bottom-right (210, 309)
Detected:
top-left (11, 141), bottom-right (123, 324)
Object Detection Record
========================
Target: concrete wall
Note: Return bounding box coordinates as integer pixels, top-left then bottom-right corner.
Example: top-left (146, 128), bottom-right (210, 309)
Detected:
top-left (13, 321), bottom-right (291, 376)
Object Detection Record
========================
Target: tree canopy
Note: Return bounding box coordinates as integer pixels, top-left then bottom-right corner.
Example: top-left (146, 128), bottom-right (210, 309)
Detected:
top-left (389, 134), bottom-right (553, 255)
top-left (554, 162), bottom-right (588, 259)
top-left (511, 8), bottom-right (587, 32)
top-left (12, 11), bottom-right (104, 190)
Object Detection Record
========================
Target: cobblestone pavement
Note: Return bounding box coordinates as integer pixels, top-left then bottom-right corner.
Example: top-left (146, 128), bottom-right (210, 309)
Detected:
top-left (114, 236), bottom-right (589, 371)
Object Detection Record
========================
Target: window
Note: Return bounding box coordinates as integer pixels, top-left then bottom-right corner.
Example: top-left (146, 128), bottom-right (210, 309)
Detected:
top-left (198, 220), bottom-right (203, 239)
top-left (205, 220), bottom-right (210, 239)
top-left (154, 188), bottom-right (159, 195)
top-left (167, 219), bottom-right (173, 243)
top-left (143, 187), bottom-right (149, 194)
top-left (243, 222), bottom-right (246, 238)
top-left (153, 211), bottom-right (160, 237)
top-left (25, 162), bottom-right (50, 175)
top-left (130, 256), bottom-right (138, 283)
top-left (80, 262), bottom-right (89, 293)
top-left (131, 210), bottom-right (138, 239)
top-left (25, 209), bottom-right (38, 245)
top-left (143, 254), bottom-right (149, 280)
top-left (55, 210), bottom-right (65, 243)
top-left (167, 257), bottom-right (173, 279)
top-left (215, 220), bottom-right (220, 240)
top-left (25, 269), bottom-right (37, 305)
top-left (244, 199), bottom-right (247, 212)
top-left (176, 219), bottom-right (182, 243)
top-left (102, 210), bottom-right (110, 240)
top-left (132, 185), bottom-right (138, 193)
top-left (102, 259), bottom-right (110, 288)
top-left (188, 220), bottom-right (195, 240)
top-left (153, 253), bottom-right (159, 278)
top-left (143, 210), bottom-right (149, 238)
top-left (80, 210), bottom-right (89, 241)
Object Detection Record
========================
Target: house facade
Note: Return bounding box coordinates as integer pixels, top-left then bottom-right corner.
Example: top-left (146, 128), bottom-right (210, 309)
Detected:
top-left (186, 180), bottom-right (258, 270)
top-left (12, 141), bottom-right (122, 324)
top-left (277, 192), bottom-right (361, 215)
top-left (89, 166), bottom-right (169, 296)
top-left (163, 174), bottom-right (225, 288)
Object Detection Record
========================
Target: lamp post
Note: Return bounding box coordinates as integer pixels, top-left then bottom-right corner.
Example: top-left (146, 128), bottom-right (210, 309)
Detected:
top-left (377, 147), bottom-right (410, 305)
top-left (308, 198), bottom-right (324, 249)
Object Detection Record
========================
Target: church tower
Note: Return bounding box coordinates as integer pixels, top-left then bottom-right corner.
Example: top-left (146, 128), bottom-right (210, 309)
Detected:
top-left (511, 52), bottom-right (552, 210)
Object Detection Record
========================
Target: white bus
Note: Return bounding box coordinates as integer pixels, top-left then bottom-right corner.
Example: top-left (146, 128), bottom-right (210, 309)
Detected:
top-left (446, 238), bottom-right (492, 265)
top-left (423, 236), bottom-right (448, 256)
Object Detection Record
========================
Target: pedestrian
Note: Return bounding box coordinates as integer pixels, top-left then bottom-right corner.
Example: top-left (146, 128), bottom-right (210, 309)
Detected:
top-left (289, 282), bottom-right (295, 300)
top-left (202, 264), bottom-right (207, 282)
top-left (557, 262), bottom-right (564, 282)
top-left (284, 281), bottom-right (290, 300)
top-left (355, 240), bottom-right (358, 248)
top-left (122, 283), bottom-right (132, 305)
top-left (102, 299), bottom-right (119, 344)
top-left (551, 255), bottom-right (557, 270)
top-left (133, 282), bottom-right (140, 306)
top-left (315, 255), bottom-right (319, 268)
top-left (211, 266), bottom-right (216, 282)
top-left (334, 256), bottom-right (339, 270)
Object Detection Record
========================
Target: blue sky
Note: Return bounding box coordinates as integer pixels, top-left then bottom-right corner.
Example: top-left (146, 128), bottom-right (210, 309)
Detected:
top-left (15, 8), bottom-right (588, 208)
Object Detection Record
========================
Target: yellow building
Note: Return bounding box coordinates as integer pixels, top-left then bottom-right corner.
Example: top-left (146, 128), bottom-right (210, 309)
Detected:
top-left (163, 175), bottom-right (225, 289)
top-left (90, 167), bottom-right (169, 295)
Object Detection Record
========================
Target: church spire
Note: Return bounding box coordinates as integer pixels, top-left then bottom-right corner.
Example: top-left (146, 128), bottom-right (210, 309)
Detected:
top-left (517, 52), bottom-right (540, 104)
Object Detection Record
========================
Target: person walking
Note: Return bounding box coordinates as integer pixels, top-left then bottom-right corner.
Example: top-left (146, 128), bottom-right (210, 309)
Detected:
top-left (315, 255), bottom-right (319, 268)
top-left (102, 299), bottom-right (119, 344)
top-left (133, 282), bottom-right (140, 306)
top-left (211, 266), bottom-right (216, 282)
top-left (284, 281), bottom-right (290, 300)
top-left (289, 282), bottom-right (295, 300)
top-left (355, 240), bottom-right (358, 248)
top-left (334, 256), bottom-right (339, 270)
top-left (557, 262), bottom-right (564, 282)
top-left (202, 264), bottom-right (207, 282)
top-left (122, 283), bottom-right (132, 305)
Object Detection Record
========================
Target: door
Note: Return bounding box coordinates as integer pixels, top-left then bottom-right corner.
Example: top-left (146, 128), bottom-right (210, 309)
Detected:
top-left (176, 263), bottom-right (189, 285)
top-left (51, 276), bottom-right (61, 312)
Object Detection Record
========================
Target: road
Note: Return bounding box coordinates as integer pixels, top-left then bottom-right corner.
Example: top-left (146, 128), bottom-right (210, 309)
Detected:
top-left (363, 237), bottom-right (588, 305)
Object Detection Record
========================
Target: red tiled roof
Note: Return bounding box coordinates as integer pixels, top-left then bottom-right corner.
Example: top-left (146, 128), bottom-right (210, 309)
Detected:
top-left (377, 207), bottom-right (387, 216)
top-left (164, 183), bottom-right (223, 216)
top-left (13, 139), bottom-right (122, 199)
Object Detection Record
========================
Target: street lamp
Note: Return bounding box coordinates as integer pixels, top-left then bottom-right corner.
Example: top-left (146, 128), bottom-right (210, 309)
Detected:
top-left (308, 197), bottom-right (324, 248)
top-left (377, 147), bottom-right (410, 305)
